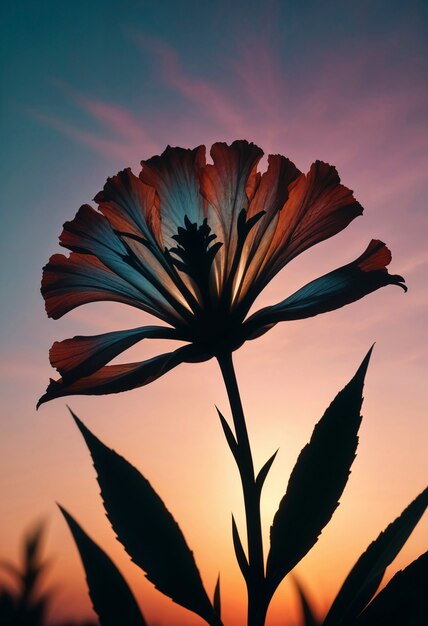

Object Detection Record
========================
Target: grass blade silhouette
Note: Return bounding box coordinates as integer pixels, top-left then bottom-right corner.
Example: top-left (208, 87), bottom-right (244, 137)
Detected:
top-left (71, 410), bottom-right (220, 626)
top-left (216, 407), bottom-right (239, 463)
top-left (255, 450), bottom-right (278, 494)
top-left (323, 487), bottom-right (428, 625)
top-left (266, 349), bottom-right (372, 594)
top-left (21, 521), bottom-right (47, 601)
top-left (60, 506), bottom-right (147, 626)
top-left (355, 551), bottom-right (428, 625)
top-left (231, 515), bottom-right (249, 582)
top-left (293, 577), bottom-right (320, 626)
top-left (213, 575), bottom-right (221, 620)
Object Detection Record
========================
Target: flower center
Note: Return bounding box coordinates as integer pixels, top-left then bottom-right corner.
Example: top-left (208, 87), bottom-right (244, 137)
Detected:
top-left (167, 216), bottom-right (222, 307)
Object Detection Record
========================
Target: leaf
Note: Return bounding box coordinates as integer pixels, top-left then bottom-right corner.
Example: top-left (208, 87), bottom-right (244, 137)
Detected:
top-left (72, 411), bottom-right (218, 626)
top-left (355, 551), bottom-right (428, 625)
top-left (216, 407), bottom-right (238, 463)
top-left (266, 349), bottom-right (372, 593)
top-left (20, 521), bottom-right (49, 602)
top-left (293, 577), bottom-right (320, 626)
top-left (213, 575), bottom-right (221, 620)
top-left (24, 521), bottom-right (45, 564)
top-left (255, 450), bottom-right (278, 493)
top-left (324, 487), bottom-right (428, 625)
top-left (232, 515), bottom-right (249, 581)
top-left (60, 506), bottom-right (147, 626)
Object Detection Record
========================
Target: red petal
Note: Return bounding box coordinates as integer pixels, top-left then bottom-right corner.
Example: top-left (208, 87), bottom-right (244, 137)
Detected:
top-left (95, 168), bottom-right (162, 245)
top-left (199, 140), bottom-right (264, 284)
top-left (41, 253), bottom-right (169, 321)
top-left (262, 161), bottom-right (363, 286)
top-left (37, 346), bottom-right (203, 408)
top-left (50, 325), bottom-right (179, 382)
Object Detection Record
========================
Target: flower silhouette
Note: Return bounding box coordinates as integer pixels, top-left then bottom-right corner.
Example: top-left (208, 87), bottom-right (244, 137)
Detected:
top-left (38, 140), bottom-right (405, 406)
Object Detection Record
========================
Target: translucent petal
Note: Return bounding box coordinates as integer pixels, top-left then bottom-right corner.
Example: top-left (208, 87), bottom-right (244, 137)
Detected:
top-left (245, 241), bottom-right (406, 339)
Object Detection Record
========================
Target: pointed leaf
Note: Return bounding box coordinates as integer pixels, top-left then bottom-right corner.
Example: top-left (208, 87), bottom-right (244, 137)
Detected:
top-left (24, 522), bottom-right (45, 564)
top-left (232, 515), bottom-right (249, 581)
top-left (324, 488), bottom-right (428, 625)
top-left (256, 450), bottom-right (279, 493)
top-left (20, 521), bottom-right (48, 600)
top-left (213, 575), bottom-right (221, 620)
top-left (293, 577), bottom-right (320, 626)
top-left (71, 411), bottom-right (218, 625)
top-left (216, 407), bottom-right (239, 463)
top-left (266, 349), bottom-right (372, 592)
top-left (356, 551), bottom-right (428, 625)
top-left (60, 506), bottom-right (147, 626)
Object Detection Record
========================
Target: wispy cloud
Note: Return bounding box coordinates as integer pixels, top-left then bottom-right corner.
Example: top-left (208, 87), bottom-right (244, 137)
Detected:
top-left (29, 22), bottom-right (428, 207)
top-left (132, 33), bottom-right (246, 136)
top-left (27, 80), bottom-right (159, 164)
top-left (28, 110), bottom-right (137, 162)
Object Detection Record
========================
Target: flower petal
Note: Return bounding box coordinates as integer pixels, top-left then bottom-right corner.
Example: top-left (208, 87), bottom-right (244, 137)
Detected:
top-left (37, 345), bottom-right (204, 408)
top-left (234, 154), bottom-right (301, 305)
top-left (256, 161), bottom-right (363, 291)
top-left (245, 240), bottom-right (406, 338)
top-left (247, 154), bottom-right (301, 221)
top-left (140, 145), bottom-right (206, 247)
top-left (41, 252), bottom-right (180, 324)
top-left (94, 168), bottom-right (162, 247)
top-left (60, 205), bottom-right (159, 296)
top-left (199, 140), bottom-right (264, 286)
top-left (42, 252), bottom-right (164, 320)
top-left (53, 205), bottom-right (188, 324)
top-left (94, 170), bottom-right (197, 315)
top-left (50, 325), bottom-right (181, 383)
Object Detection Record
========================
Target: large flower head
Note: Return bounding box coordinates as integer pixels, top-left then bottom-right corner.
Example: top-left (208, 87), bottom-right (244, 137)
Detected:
top-left (38, 140), bottom-right (406, 406)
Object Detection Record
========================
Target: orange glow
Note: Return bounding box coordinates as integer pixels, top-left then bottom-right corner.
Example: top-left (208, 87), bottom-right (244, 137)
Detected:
top-left (2, 275), bottom-right (427, 625)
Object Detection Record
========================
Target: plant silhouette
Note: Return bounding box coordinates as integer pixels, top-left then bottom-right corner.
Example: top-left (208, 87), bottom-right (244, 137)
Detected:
top-left (0, 521), bottom-right (50, 626)
top-left (0, 521), bottom-right (98, 626)
top-left (61, 359), bottom-right (427, 626)
top-left (37, 140), bottom-right (426, 626)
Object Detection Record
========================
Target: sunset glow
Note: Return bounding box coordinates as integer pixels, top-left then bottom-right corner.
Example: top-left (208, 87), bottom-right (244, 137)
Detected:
top-left (1, 2), bottom-right (427, 625)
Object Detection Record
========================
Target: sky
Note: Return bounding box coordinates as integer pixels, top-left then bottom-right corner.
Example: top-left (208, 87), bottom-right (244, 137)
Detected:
top-left (0, 1), bottom-right (427, 625)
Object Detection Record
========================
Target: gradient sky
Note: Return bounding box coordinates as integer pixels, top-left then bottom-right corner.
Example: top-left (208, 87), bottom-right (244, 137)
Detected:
top-left (1, 1), bottom-right (427, 625)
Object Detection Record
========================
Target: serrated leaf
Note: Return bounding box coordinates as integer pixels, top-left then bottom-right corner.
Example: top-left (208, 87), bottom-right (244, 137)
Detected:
top-left (60, 506), bottom-right (147, 626)
top-left (324, 487), bottom-right (428, 625)
top-left (355, 551), bottom-right (428, 625)
top-left (293, 577), bottom-right (320, 626)
top-left (266, 349), bottom-right (372, 593)
top-left (71, 411), bottom-right (218, 625)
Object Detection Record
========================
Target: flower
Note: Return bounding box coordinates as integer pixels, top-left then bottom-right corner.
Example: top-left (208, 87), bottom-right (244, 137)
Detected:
top-left (38, 140), bottom-right (406, 407)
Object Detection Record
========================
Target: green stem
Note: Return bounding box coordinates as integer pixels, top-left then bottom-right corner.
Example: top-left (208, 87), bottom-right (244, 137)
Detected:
top-left (217, 352), bottom-right (268, 626)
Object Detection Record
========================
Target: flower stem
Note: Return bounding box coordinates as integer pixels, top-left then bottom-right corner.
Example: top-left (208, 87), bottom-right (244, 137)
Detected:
top-left (217, 352), bottom-right (268, 626)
